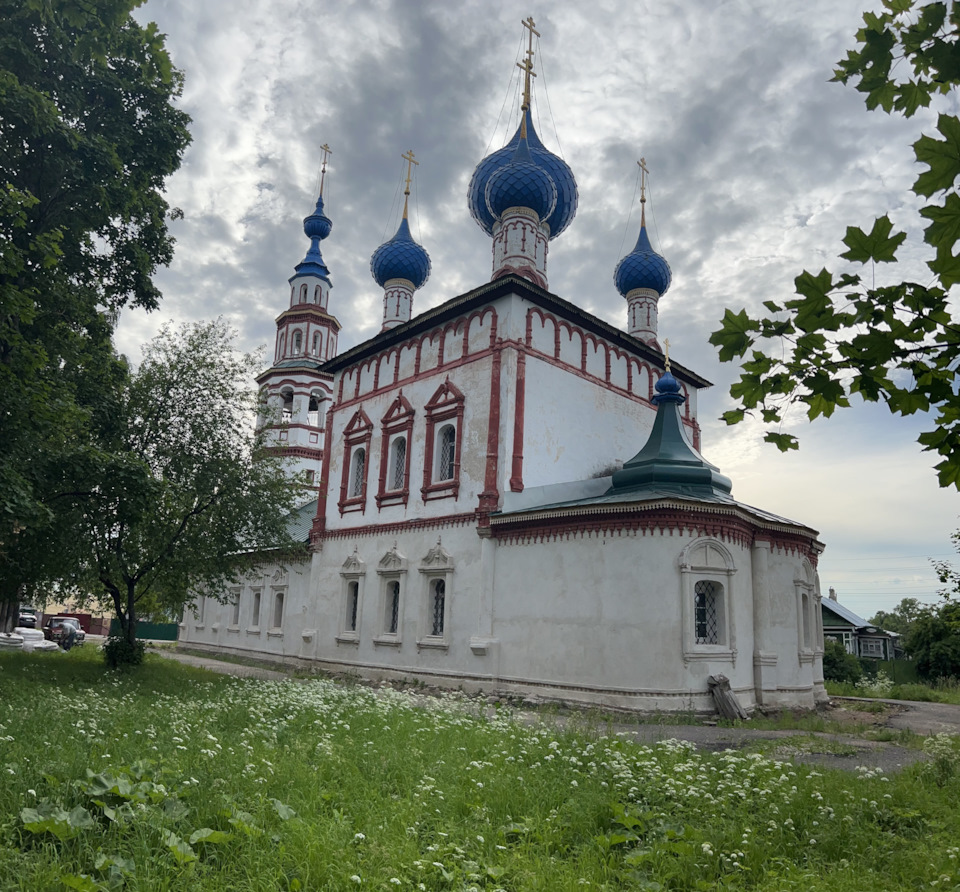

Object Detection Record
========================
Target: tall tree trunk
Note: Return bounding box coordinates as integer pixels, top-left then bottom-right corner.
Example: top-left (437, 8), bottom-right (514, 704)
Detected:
top-left (126, 580), bottom-right (138, 647)
top-left (0, 597), bottom-right (16, 634)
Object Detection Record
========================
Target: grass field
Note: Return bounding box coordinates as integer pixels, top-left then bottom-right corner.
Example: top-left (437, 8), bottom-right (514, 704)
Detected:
top-left (1, 648), bottom-right (959, 891)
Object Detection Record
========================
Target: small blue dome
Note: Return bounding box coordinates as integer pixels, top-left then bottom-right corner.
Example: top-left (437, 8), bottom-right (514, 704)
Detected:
top-left (484, 136), bottom-right (557, 222)
top-left (468, 109), bottom-right (577, 239)
top-left (653, 369), bottom-right (682, 403)
top-left (292, 194), bottom-right (333, 281)
top-left (370, 217), bottom-right (431, 289)
top-left (614, 224), bottom-right (672, 297)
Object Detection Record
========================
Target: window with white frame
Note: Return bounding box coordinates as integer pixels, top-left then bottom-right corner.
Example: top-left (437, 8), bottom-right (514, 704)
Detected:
top-left (338, 408), bottom-right (373, 515)
top-left (679, 538), bottom-right (736, 661)
top-left (230, 588), bottom-right (241, 628)
top-left (376, 393), bottom-right (415, 509)
top-left (390, 437), bottom-right (407, 490)
top-left (694, 580), bottom-right (722, 645)
top-left (272, 589), bottom-right (284, 630)
top-left (337, 550), bottom-right (365, 643)
top-left (250, 588), bottom-right (262, 630)
top-left (373, 545), bottom-right (406, 646)
top-left (350, 448), bottom-right (366, 498)
top-left (417, 539), bottom-right (454, 649)
top-left (861, 638), bottom-right (884, 658)
top-left (421, 379), bottom-right (464, 501)
top-left (436, 425), bottom-right (456, 481)
top-left (385, 580), bottom-right (401, 634)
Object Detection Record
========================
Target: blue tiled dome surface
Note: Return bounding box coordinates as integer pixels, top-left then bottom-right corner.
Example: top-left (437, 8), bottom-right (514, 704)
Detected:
top-left (370, 217), bottom-right (431, 288)
top-left (468, 110), bottom-right (577, 239)
top-left (484, 138), bottom-right (557, 222)
top-left (614, 225), bottom-right (672, 297)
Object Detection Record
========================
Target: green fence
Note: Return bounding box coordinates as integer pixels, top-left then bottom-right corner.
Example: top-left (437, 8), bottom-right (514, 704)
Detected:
top-left (108, 620), bottom-right (179, 641)
top-left (859, 658), bottom-right (919, 684)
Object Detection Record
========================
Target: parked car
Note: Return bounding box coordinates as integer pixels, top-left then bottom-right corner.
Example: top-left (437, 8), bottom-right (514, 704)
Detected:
top-left (18, 607), bottom-right (38, 628)
top-left (43, 617), bottom-right (85, 648)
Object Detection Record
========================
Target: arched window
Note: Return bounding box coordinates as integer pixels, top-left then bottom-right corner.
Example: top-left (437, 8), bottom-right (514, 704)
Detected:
top-left (436, 425), bottom-right (456, 481)
top-left (308, 395), bottom-right (320, 428)
top-left (431, 579), bottom-right (445, 636)
top-left (273, 590), bottom-right (284, 629)
top-left (314, 285), bottom-right (322, 304)
top-left (281, 391), bottom-right (293, 423)
top-left (386, 580), bottom-right (400, 634)
top-left (293, 331), bottom-right (302, 354)
top-left (346, 581), bottom-right (359, 632)
top-left (312, 332), bottom-right (321, 356)
top-left (299, 283), bottom-right (308, 303)
top-left (350, 448), bottom-right (366, 499)
top-left (389, 437), bottom-right (407, 491)
top-left (694, 580), bottom-right (722, 645)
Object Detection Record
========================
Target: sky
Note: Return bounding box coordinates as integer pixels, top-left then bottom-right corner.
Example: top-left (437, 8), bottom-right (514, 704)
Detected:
top-left (121, 0), bottom-right (960, 618)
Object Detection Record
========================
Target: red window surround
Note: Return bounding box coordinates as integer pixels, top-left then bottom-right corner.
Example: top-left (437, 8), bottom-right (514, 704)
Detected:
top-left (338, 408), bottom-right (373, 516)
top-left (376, 391), bottom-right (415, 509)
top-left (421, 378), bottom-right (465, 503)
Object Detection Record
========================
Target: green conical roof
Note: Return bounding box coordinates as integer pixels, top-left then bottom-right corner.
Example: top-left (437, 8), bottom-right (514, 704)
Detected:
top-left (609, 370), bottom-right (732, 497)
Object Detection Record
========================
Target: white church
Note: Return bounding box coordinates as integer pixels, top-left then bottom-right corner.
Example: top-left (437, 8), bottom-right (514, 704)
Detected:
top-left (180, 25), bottom-right (827, 714)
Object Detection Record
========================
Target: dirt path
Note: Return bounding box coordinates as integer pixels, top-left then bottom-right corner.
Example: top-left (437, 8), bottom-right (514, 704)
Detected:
top-left (154, 648), bottom-right (960, 774)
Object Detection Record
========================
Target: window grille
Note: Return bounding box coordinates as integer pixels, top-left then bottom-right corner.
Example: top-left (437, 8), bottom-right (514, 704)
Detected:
top-left (391, 438), bottom-right (406, 490)
top-left (388, 581), bottom-right (400, 634)
top-left (437, 425), bottom-right (456, 481)
top-left (351, 448), bottom-right (365, 498)
top-left (347, 582), bottom-right (359, 632)
top-left (694, 580), bottom-right (720, 644)
top-left (431, 579), bottom-right (445, 636)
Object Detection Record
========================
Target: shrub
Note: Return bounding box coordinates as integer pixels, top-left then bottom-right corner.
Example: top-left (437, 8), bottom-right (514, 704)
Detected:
top-left (103, 636), bottom-right (145, 670)
top-left (822, 639), bottom-right (863, 684)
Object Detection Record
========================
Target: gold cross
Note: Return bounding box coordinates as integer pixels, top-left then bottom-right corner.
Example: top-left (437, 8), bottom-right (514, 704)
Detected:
top-left (517, 16), bottom-right (539, 114)
top-left (637, 157), bottom-right (649, 225)
top-left (663, 337), bottom-right (671, 372)
top-left (401, 149), bottom-right (418, 219)
top-left (318, 143), bottom-right (332, 197)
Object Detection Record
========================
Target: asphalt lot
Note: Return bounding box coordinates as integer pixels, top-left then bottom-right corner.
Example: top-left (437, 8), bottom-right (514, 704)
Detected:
top-left (152, 647), bottom-right (960, 774)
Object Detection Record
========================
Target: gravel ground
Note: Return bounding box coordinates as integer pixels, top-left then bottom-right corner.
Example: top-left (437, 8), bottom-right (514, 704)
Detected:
top-left (153, 647), bottom-right (960, 774)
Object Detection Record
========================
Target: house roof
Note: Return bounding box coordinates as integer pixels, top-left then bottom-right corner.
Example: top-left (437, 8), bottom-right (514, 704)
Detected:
top-left (287, 499), bottom-right (318, 542)
top-left (821, 598), bottom-right (896, 636)
top-left (320, 273), bottom-right (711, 390)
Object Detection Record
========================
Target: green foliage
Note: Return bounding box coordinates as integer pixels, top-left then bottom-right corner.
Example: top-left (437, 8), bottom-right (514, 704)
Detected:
top-left (869, 596), bottom-right (927, 635)
top-left (3, 651), bottom-right (960, 890)
top-left (905, 599), bottom-right (960, 679)
top-left (822, 639), bottom-right (864, 684)
top-left (710, 1), bottom-right (960, 489)
top-left (0, 0), bottom-right (191, 623)
top-left (102, 635), bottom-right (145, 670)
top-left (60, 320), bottom-right (307, 658)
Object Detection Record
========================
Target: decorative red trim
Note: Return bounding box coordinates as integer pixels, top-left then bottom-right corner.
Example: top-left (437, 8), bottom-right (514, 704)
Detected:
top-left (376, 391), bottom-right (415, 509)
top-left (478, 341), bottom-right (503, 518)
top-left (509, 346), bottom-right (526, 492)
top-left (421, 378), bottom-right (465, 502)
top-left (338, 408), bottom-right (373, 516)
top-left (322, 511), bottom-right (478, 542)
top-left (310, 403), bottom-right (337, 544)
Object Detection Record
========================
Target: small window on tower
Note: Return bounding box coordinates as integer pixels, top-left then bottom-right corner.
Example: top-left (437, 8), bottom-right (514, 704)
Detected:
top-left (312, 332), bottom-right (321, 356)
top-left (314, 285), bottom-right (322, 304)
top-left (293, 331), bottom-right (302, 354)
top-left (299, 284), bottom-right (308, 303)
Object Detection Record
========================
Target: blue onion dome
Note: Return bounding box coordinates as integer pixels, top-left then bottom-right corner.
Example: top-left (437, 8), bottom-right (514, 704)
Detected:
top-left (484, 135), bottom-right (557, 222)
top-left (303, 194), bottom-right (332, 241)
top-left (652, 369), bottom-right (683, 404)
top-left (468, 108), bottom-right (577, 239)
top-left (294, 194), bottom-right (333, 279)
top-left (370, 216), bottom-right (431, 289)
top-left (614, 223), bottom-right (672, 297)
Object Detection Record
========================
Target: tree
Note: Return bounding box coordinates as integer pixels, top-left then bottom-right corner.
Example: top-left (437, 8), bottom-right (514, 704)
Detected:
top-left (64, 320), bottom-right (306, 659)
top-left (710, 1), bottom-right (960, 489)
top-left (904, 600), bottom-right (960, 679)
top-left (822, 638), bottom-right (865, 684)
top-left (0, 0), bottom-right (191, 628)
top-left (869, 596), bottom-right (926, 635)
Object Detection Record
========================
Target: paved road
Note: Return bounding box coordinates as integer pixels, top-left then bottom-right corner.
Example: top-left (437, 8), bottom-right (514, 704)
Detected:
top-left (153, 648), bottom-right (960, 773)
